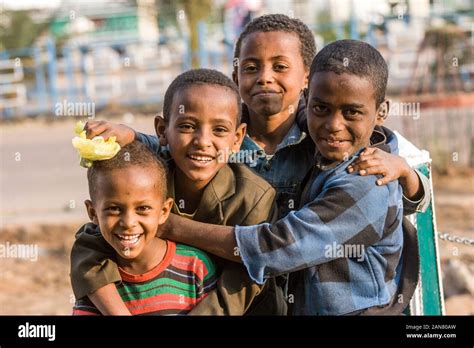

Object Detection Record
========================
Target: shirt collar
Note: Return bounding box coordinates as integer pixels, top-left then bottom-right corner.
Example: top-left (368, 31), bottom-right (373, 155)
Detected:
top-left (242, 122), bottom-right (307, 156)
top-left (166, 161), bottom-right (235, 223)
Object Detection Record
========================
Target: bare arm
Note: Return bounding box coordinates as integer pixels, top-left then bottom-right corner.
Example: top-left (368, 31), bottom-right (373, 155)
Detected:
top-left (162, 214), bottom-right (240, 262)
top-left (88, 283), bottom-right (132, 315)
top-left (398, 165), bottom-right (424, 201)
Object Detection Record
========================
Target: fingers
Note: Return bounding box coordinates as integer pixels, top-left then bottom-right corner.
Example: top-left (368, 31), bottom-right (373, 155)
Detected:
top-left (84, 121), bottom-right (110, 139)
top-left (97, 130), bottom-right (116, 141)
top-left (358, 165), bottom-right (386, 176)
top-left (375, 173), bottom-right (397, 186)
top-left (348, 158), bottom-right (381, 174)
top-left (360, 147), bottom-right (378, 156)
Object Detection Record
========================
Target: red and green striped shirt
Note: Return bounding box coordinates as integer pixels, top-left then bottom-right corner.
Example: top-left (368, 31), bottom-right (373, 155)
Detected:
top-left (73, 240), bottom-right (217, 315)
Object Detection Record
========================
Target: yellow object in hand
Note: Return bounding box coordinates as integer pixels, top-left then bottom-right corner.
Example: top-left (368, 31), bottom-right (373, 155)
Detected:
top-left (72, 121), bottom-right (121, 168)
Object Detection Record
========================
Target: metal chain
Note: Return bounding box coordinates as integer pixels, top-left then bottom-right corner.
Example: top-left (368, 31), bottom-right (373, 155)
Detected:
top-left (438, 232), bottom-right (474, 246)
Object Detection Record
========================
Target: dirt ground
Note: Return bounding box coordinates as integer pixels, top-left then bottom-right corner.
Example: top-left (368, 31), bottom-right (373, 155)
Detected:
top-left (0, 117), bottom-right (474, 315)
top-left (0, 171), bottom-right (472, 315)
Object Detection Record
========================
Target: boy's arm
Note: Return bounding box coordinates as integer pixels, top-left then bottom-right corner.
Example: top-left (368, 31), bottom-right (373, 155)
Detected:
top-left (163, 186), bottom-right (277, 263)
top-left (84, 120), bottom-right (161, 154)
top-left (188, 187), bottom-right (279, 316)
top-left (347, 147), bottom-right (431, 214)
top-left (88, 284), bottom-right (132, 315)
top-left (70, 223), bottom-right (131, 314)
top-left (134, 132), bottom-right (162, 154)
top-left (163, 173), bottom-right (394, 283)
top-left (401, 169), bottom-right (431, 214)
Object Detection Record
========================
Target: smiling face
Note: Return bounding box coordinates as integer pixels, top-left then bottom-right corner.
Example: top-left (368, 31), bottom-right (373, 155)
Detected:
top-left (235, 31), bottom-right (308, 119)
top-left (85, 166), bottom-right (172, 263)
top-left (157, 84), bottom-right (246, 191)
top-left (307, 71), bottom-right (386, 161)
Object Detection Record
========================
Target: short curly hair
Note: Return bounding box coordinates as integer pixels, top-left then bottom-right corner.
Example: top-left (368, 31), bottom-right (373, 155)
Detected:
top-left (309, 40), bottom-right (388, 107)
top-left (234, 14), bottom-right (317, 70)
top-left (87, 141), bottom-right (168, 200)
top-left (162, 68), bottom-right (242, 124)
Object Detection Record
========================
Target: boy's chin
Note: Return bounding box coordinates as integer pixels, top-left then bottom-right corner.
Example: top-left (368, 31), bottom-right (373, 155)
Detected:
top-left (115, 247), bottom-right (137, 258)
top-left (319, 150), bottom-right (353, 162)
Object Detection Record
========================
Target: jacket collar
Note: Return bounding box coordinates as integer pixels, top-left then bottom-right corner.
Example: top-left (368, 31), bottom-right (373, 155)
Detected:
top-left (166, 161), bottom-right (235, 224)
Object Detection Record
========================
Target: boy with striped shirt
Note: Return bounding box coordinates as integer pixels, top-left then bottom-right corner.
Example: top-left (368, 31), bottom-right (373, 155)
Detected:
top-left (73, 141), bottom-right (217, 315)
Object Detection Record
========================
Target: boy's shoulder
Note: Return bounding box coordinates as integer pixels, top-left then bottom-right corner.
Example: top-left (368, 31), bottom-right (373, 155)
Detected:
top-left (207, 164), bottom-right (276, 225)
top-left (228, 163), bottom-right (275, 194)
top-left (174, 243), bottom-right (216, 273)
top-left (308, 156), bottom-right (398, 210)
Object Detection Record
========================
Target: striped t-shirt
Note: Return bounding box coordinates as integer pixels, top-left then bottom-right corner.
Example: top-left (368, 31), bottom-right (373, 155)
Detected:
top-left (73, 240), bottom-right (217, 315)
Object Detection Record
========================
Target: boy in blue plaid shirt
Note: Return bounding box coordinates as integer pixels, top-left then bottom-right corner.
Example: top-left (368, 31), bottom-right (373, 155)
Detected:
top-left (161, 39), bottom-right (411, 315)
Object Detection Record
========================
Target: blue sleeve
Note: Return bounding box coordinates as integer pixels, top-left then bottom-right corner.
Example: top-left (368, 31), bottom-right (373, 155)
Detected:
top-left (235, 174), bottom-right (400, 284)
top-left (135, 132), bottom-right (161, 154)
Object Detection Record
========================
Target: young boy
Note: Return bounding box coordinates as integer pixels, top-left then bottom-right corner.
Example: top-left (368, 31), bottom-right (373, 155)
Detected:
top-left (71, 69), bottom-right (286, 315)
top-left (73, 141), bottom-right (218, 315)
top-left (158, 39), bottom-right (416, 315)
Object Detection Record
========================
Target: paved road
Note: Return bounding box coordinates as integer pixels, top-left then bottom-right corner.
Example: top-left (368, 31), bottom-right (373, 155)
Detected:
top-left (0, 115), bottom-right (156, 227)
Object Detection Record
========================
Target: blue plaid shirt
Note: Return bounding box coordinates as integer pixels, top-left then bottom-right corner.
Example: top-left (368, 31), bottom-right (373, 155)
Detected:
top-left (235, 127), bottom-right (404, 315)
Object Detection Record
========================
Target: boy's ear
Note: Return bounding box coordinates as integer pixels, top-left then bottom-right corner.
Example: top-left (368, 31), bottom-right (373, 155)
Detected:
top-left (158, 197), bottom-right (174, 225)
top-left (232, 122), bottom-right (247, 153)
top-left (154, 114), bottom-right (168, 146)
top-left (84, 200), bottom-right (99, 225)
top-left (376, 99), bottom-right (390, 125)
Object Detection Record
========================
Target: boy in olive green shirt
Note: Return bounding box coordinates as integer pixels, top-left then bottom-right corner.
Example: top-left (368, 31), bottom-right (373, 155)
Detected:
top-left (71, 69), bottom-right (286, 315)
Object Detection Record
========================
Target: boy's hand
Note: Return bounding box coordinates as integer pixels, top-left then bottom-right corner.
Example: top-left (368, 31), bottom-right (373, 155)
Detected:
top-left (84, 120), bottom-right (136, 146)
top-left (347, 147), bottom-right (410, 186)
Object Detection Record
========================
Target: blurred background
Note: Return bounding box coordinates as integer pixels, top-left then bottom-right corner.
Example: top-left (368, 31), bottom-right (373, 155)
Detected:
top-left (0, 0), bottom-right (473, 314)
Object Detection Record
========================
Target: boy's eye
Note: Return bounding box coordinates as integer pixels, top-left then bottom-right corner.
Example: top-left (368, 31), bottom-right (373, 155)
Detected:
top-left (343, 109), bottom-right (361, 118)
top-left (105, 206), bottom-right (121, 214)
top-left (136, 206), bottom-right (152, 213)
top-left (274, 64), bottom-right (288, 71)
top-left (242, 64), bottom-right (257, 73)
top-left (177, 123), bottom-right (195, 132)
top-left (214, 126), bottom-right (230, 135)
top-left (312, 104), bottom-right (329, 114)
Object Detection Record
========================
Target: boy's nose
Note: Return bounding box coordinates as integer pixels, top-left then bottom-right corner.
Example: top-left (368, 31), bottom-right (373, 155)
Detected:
top-left (256, 66), bottom-right (274, 85)
top-left (119, 211), bottom-right (138, 229)
top-left (193, 129), bottom-right (212, 148)
top-left (325, 112), bottom-right (345, 132)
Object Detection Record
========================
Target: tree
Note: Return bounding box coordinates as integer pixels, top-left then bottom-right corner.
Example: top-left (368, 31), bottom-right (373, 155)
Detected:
top-left (157, 0), bottom-right (212, 68)
top-left (0, 9), bottom-right (58, 51)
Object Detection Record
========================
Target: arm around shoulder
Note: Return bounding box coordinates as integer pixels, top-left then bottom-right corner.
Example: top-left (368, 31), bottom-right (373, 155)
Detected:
top-left (70, 223), bottom-right (121, 299)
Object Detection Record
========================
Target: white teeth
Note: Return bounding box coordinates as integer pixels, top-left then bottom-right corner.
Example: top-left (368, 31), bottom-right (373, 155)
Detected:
top-left (189, 155), bottom-right (213, 162)
top-left (117, 234), bottom-right (140, 241)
